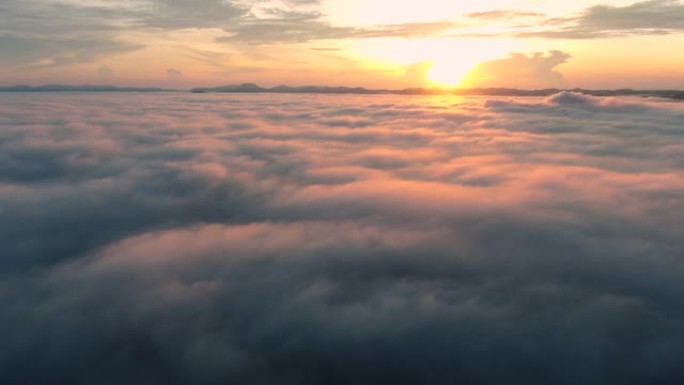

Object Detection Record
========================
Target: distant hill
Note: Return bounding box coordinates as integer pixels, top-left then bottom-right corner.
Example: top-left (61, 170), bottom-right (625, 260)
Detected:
top-left (190, 83), bottom-right (684, 99)
top-left (192, 84), bottom-right (390, 94)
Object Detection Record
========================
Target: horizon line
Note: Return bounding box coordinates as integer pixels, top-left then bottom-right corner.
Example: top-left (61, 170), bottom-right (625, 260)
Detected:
top-left (1, 83), bottom-right (684, 98)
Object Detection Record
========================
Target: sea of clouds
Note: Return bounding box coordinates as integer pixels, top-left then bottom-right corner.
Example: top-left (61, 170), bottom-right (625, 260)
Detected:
top-left (2, 91), bottom-right (684, 384)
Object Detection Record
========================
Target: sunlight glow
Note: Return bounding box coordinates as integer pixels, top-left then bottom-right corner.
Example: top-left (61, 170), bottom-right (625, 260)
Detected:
top-left (350, 38), bottom-right (521, 88)
top-left (426, 60), bottom-right (474, 88)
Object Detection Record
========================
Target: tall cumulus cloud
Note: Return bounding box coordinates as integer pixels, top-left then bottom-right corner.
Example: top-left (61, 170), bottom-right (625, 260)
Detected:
top-left (463, 50), bottom-right (571, 89)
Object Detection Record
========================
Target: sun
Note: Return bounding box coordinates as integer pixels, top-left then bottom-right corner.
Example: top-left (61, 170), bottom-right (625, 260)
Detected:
top-left (349, 37), bottom-right (520, 89)
top-left (426, 60), bottom-right (474, 88)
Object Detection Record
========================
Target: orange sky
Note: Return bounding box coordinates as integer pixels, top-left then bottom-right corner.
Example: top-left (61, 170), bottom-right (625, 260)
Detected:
top-left (1, 0), bottom-right (684, 89)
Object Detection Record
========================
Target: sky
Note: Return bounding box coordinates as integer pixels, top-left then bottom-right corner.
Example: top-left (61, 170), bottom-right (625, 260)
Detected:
top-left (1, 0), bottom-right (684, 89)
top-left (2, 91), bottom-right (684, 383)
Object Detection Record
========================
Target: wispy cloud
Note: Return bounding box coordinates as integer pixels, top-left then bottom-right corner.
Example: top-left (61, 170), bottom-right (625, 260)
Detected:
top-left (517, 0), bottom-right (684, 39)
top-left (466, 10), bottom-right (545, 20)
top-left (217, 19), bottom-right (456, 44)
top-left (0, 35), bottom-right (143, 70)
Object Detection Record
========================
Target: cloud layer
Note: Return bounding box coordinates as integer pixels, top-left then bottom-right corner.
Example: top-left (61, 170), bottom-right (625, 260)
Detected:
top-left (1, 92), bottom-right (684, 384)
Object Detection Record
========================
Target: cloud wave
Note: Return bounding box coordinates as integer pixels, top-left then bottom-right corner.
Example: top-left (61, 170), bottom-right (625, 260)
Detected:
top-left (1, 92), bottom-right (684, 384)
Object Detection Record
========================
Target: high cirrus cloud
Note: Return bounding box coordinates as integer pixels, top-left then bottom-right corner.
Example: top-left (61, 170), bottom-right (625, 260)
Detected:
top-left (1, 92), bottom-right (684, 384)
top-left (517, 0), bottom-right (684, 39)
